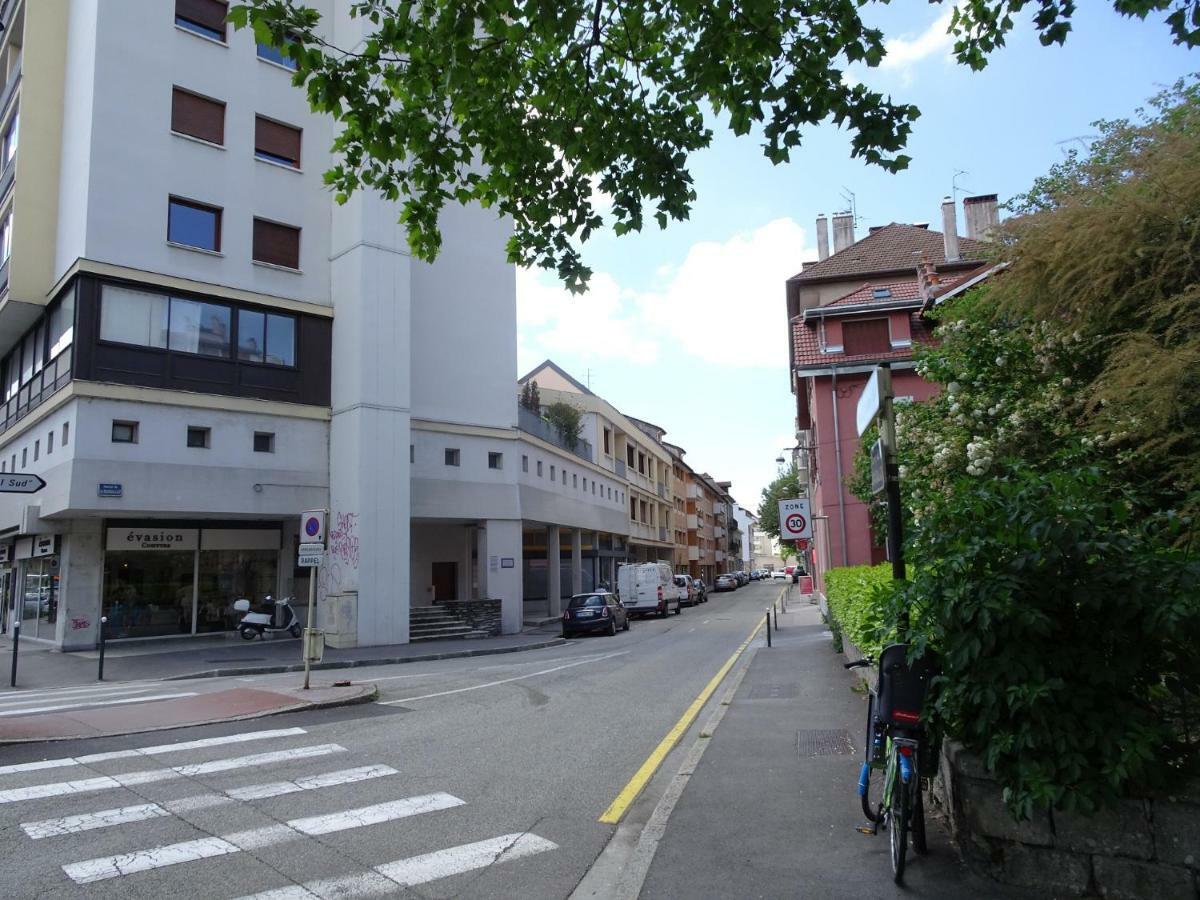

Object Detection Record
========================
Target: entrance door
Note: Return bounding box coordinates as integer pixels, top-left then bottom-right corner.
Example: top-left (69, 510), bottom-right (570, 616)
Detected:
top-left (431, 562), bottom-right (457, 603)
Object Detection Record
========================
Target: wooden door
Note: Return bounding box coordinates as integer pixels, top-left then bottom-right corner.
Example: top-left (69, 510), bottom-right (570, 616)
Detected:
top-left (431, 562), bottom-right (458, 603)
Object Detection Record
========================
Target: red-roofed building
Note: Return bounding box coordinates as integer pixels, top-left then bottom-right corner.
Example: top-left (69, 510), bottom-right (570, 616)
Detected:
top-left (788, 196), bottom-right (997, 592)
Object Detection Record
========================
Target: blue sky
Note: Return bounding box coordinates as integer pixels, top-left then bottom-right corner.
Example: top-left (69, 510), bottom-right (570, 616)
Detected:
top-left (516, 3), bottom-right (1197, 515)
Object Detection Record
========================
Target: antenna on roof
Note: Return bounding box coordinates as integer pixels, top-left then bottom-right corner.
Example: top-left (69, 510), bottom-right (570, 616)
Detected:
top-left (839, 188), bottom-right (860, 227)
top-left (586, 368), bottom-right (595, 390)
top-left (1055, 135), bottom-right (1098, 156)
top-left (952, 170), bottom-right (974, 203)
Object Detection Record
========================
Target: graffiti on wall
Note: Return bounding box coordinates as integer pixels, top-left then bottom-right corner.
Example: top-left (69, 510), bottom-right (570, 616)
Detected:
top-left (317, 510), bottom-right (359, 598)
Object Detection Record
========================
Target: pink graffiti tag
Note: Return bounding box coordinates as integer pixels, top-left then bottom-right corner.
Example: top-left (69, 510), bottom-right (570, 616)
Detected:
top-left (329, 511), bottom-right (360, 569)
top-left (70, 617), bottom-right (91, 631)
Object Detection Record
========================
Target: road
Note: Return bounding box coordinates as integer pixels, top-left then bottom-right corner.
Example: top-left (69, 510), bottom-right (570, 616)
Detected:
top-left (0, 581), bottom-right (779, 899)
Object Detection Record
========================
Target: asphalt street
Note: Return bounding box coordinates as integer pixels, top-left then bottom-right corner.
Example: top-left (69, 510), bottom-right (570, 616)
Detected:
top-left (0, 581), bottom-right (779, 899)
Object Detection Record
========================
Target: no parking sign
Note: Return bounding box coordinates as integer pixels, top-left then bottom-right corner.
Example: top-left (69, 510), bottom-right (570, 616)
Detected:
top-left (778, 498), bottom-right (812, 540)
top-left (301, 509), bottom-right (327, 544)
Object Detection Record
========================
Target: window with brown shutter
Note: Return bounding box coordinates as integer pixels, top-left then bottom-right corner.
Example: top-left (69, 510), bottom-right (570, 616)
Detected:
top-left (171, 88), bottom-right (224, 145)
top-left (176, 0), bottom-right (228, 42)
top-left (253, 218), bottom-right (300, 269)
top-left (842, 318), bottom-right (892, 356)
top-left (254, 116), bottom-right (301, 168)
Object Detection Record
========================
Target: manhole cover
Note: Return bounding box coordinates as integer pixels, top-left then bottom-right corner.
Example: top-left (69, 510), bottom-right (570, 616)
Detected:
top-left (796, 729), bottom-right (854, 757)
top-left (748, 683), bottom-right (799, 700)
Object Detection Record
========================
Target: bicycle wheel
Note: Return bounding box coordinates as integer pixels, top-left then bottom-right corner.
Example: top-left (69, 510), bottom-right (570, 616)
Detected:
top-left (890, 767), bottom-right (910, 883)
top-left (912, 778), bottom-right (928, 855)
top-left (859, 764), bottom-right (877, 822)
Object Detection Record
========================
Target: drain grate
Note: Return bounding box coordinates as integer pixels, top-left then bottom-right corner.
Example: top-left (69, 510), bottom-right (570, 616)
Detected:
top-left (748, 683), bottom-right (799, 700)
top-left (796, 729), bottom-right (854, 757)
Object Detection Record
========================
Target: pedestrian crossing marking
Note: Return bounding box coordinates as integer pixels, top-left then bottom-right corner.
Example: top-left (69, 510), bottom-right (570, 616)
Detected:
top-left (0, 726), bottom-right (308, 776)
top-left (62, 793), bottom-right (467, 884)
top-left (0, 692), bottom-right (199, 717)
top-left (20, 765), bottom-right (400, 839)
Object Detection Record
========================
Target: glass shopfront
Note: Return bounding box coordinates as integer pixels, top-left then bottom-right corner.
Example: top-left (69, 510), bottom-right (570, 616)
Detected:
top-left (102, 526), bottom-right (280, 640)
top-left (16, 536), bottom-right (59, 639)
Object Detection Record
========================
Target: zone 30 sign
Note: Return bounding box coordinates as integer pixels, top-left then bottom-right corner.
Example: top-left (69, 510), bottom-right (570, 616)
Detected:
top-left (778, 498), bottom-right (812, 541)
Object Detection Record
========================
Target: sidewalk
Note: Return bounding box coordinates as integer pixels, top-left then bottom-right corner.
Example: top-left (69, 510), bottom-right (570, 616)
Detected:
top-left (0, 624), bottom-right (566, 691)
top-left (639, 602), bottom-right (1038, 899)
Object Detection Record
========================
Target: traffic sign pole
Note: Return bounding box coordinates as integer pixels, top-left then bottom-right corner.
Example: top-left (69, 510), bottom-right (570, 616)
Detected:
top-left (877, 365), bottom-right (907, 633)
top-left (303, 571), bottom-right (317, 690)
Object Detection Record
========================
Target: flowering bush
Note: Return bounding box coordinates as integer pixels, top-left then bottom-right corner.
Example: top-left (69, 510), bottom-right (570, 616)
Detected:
top-left (825, 564), bottom-right (895, 659)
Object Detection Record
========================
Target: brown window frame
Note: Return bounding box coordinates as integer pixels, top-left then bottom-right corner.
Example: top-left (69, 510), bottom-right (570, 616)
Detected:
top-left (175, 0), bottom-right (229, 42)
top-left (842, 317), bottom-right (892, 356)
top-left (254, 115), bottom-right (302, 169)
top-left (252, 218), bottom-right (301, 270)
top-left (171, 87), bottom-right (225, 145)
top-left (167, 197), bottom-right (222, 252)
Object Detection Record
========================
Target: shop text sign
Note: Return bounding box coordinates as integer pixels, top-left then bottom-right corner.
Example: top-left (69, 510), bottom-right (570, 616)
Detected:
top-left (33, 535), bottom-right (56, 557)
top-left (778, 498), bottom-right (812, 540)
top-left (106, 528), bottom-right (200, 552)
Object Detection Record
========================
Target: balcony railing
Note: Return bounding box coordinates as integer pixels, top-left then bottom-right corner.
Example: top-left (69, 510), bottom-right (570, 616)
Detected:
top-left (615, 458), bottom-right (626, 478)
top-left (518, 406), bottom-right (593, 463)
top-left (0, 347), bottom-right (71, 436)
top-left (656, 481), bottom-right (667, 499)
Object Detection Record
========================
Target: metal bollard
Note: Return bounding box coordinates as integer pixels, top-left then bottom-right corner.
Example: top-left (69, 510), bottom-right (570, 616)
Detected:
top-left (98, 616), bottom-right (108, 681)
top-left (765, 608), bottom-right (772, 648)
top-left (9, 619), bottom-right (18, 687)
top-left (774, 603), bottom-right (779, 631)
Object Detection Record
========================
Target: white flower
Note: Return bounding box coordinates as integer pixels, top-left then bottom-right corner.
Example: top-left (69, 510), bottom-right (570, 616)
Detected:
top-left (995, 356), bottom-right (1007, 367)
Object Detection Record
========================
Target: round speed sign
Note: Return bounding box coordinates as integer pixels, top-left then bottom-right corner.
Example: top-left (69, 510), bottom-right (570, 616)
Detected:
top-left (786, 513), bottom-right (807, 535)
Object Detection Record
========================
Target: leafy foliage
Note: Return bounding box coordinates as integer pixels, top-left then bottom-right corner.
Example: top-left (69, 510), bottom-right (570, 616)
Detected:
top-left (825, 564), bottom-right (897, 660)
top-left (519, 380), bottom-right (541, 412)
top-left (757, 464), bottom-right (804, 541)
top-left (228, 1), bottom-right (1196, 290)
top-left (543, 401), bottom-right (583, 450)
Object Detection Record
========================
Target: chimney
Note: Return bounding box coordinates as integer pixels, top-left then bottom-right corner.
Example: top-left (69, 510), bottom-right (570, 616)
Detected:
top-left (815, 214), bottom-right (830, 262)
top-left (941, 196), bottom-right (959, 262)
top-left (963, 194), bottom-right (999, 240)
top-left (915, 253), bottom-right (940, 302)
top-left (832, 212), bottom-right (855, 254)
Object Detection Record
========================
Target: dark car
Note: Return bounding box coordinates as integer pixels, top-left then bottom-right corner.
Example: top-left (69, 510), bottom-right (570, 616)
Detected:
top-left (691, 578), bottom-right (708, 603)
top-left (562, 592), bottom-right (629, 637)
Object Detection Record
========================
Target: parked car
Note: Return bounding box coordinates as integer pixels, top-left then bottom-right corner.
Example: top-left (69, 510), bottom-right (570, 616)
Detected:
top-left (562, 592), bottom-right (629, 637)
top-left (714, 574), bottom-right (737, 592)
top-left (736, 571), bottom-right (749, 586)
top-left (771, 569), bottom-right (789, 580)
top-left (617, 562), bottom-right (680, 618)
top-left (673, 574), bottom-right (696, 607)
top-left (691, 578), bottom-right (708, 603)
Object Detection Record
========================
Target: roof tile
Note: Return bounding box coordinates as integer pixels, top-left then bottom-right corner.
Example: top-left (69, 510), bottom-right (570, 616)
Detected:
top-left (789, 223), bottom-right (988, 283)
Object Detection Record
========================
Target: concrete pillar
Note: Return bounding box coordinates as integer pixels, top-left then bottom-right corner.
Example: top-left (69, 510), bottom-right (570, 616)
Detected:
top-left (461, 527), bottom-right (475, 600)
top-left (58, 520), bottom-right (103, 651)
top-left (546, 524), bottom-right (562, 616)
top-left (480, 519), bottom-right (524, 634)
top-left (571, 529), bottom-right (583, 596)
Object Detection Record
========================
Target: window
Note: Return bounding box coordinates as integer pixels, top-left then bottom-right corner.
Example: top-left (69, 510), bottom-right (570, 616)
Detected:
top-left (562, 469), bottom-right (567, 485)
top-left (169, 297), bottom-right (231, 357)
top-left (237, 309), bottom-right (296, 366)
top-left (47, 431), bottom-right (53, 454)
top-left (627, 445), bottom-right (635, 467)
top-left (33, 440), bottom-right (38, 461)
top-left (1, 461), bottom-right (4, 472)
top-left (254, 116), bottom-right (302, 168)
top-left (100, 285), bottom-right (168, 348)
top-left (254, 432), bottom-right (275, 453)
top-left (0, 213), bottom-right (12, 264)
top-left (550, 465), bottom-right (556, 481)
top-left (522, 455), bottom-right (528, 473)
top-left (171, 88), bottom-right (225, 145)
top-left (593, 482), bottom-right (597, 495)
top-left (187, 426), bottom-right (210, 448)
top-left (872, 287), bottom-right (893, 300)
top-left (638, 452), bottom-right (646, 475)
top-left (640, 500), bottom-right (648, 523)
top-left (168, 197), bottom-right (221, 252)
top-left (630, 497), bottom-right (637, 520)
top-left (252, 218), bottom-right (301, 269)
top-left (9, 454), bottom-right (13, 471)
top-left (48, 293), bottom-right (74, 359)
top-left (410, 444), bottom-right (415, 463)
top-left (488, 452), bottom-right (502, 470)
top-left (257, 35), bottom-right (299, 70)
top-left (842, 318), bottom-right (891, 355)
top-left (3, 108), bottom-right (18, 167)
top-left (603, 429), bottom-right (611, 455)
top-left (444, 448), bottom-right (460, 467)
top-left (112, 421), bottom-right (138, 444)
top-left (21, 447), bottom-right (26, 466)
top-left (62, 423), bottom-right (68, 447)
top-left (582, 477), bottom-right (587, 491)
top-left (175, 0), bottom-right (228, 41)
top-left (573, 474), bottom-right (578, 488)
top-left (537, 460), bottom-right (543, 477)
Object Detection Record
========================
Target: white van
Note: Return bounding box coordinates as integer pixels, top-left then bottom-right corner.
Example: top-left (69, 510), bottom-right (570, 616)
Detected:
top-left (617, 562), bottom-right (680, 618)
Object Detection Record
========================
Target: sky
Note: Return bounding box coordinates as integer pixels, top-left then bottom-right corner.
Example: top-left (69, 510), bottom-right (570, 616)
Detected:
top-left (515, 3), bottom-right (1198, 516)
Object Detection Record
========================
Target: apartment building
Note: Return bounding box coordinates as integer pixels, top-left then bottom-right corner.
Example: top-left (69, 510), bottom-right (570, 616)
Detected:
top-left (663, 442), bottom-right (691, 575)
top-left (0, 0), bottom-right (622, 649)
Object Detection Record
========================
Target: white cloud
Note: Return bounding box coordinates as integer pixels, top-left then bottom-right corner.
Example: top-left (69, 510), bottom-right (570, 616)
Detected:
top-left (879, 9), bottom-right (955, 71)
top-left (518, 217), bottom-right (813, 371)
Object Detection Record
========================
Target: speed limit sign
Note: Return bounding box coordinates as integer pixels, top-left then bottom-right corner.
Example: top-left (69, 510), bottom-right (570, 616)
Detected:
top-left (778, 498), bottom-right (812, 540)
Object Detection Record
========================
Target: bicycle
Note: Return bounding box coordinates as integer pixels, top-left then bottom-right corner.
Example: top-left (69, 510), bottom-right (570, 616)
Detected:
top-left (844, 643), bottom-right (939, 884)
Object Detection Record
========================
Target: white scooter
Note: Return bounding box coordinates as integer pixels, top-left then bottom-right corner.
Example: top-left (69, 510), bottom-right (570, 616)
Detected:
top-left (233, 595), bottom-right (302, 640)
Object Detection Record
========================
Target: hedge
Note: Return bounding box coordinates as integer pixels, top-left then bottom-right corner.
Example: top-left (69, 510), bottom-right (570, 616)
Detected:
top-left (824, 564), bottom-right (897, 659)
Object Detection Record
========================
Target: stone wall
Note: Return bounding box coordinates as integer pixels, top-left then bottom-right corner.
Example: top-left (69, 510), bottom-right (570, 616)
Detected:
top-left (934, 741), bottom-right (1200, 899)
top-left (437, 599), bottom-right (502, 637)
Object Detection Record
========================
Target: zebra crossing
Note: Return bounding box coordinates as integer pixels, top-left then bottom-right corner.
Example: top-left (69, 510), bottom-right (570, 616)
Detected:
top-left (0, 681), bottom-right (200, 718)
top-left (0, 724), bottom-right (559, 897)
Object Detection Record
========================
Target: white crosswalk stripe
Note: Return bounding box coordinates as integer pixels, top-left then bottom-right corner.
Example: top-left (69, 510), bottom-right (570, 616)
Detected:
top-left (20, 765), bottom-right (400, 838)
top-left (0, 726), bottom-right (308, 775)
top-left (62, 793), bottom-right (467, 884)
top-left (0, 744), bottom-right (345, 804)
top-left (234, 833), bottom-right (559, 899)
top-left (0, 691), bottom-right (199, 717)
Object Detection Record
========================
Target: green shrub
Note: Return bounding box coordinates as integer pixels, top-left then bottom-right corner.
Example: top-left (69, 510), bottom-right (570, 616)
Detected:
top-left (825, 564), bottom-right (898, 659)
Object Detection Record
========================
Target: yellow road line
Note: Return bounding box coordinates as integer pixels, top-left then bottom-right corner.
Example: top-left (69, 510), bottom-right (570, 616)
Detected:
top-left (598, 618), bottom-right (765, 824)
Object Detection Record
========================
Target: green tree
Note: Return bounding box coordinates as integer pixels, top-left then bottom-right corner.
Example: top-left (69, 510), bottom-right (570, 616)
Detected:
top-left (230, 1), bottom-right (1198, 291)
top-left (757, 464), bottom-right (803, 541)
top-left (544, 401), bottom-right (583, 450)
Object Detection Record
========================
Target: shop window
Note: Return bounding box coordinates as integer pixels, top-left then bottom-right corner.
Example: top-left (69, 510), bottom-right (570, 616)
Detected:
top-left (444, 448), bottom-right (460, 467)
top-left (112, 421), bottom-right (138, 443)
top-left (254, 432), bottom-right (275, 453)
top-left (187, 426), bottom-right (210, 448)
top-left (488, 452), bottom-right (503, 470)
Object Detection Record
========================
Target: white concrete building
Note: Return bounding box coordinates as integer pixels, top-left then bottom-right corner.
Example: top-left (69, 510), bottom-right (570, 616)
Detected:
top-left (0, 0), bottom-right (621, 650)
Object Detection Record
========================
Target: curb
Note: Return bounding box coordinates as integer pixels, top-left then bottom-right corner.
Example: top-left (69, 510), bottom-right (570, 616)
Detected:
top-left (0, 684), bottom-right (381, 747)
top-left (163, 637), bottom-right (568, 681)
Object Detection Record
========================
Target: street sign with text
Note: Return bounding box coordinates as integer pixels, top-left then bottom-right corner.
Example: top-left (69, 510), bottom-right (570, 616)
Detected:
top-left (779, 498), bottom-right (812, 540)
top-left (0, 474), bottom-right (45, 494)
top-left (298, 549), bottom-right (324, 568)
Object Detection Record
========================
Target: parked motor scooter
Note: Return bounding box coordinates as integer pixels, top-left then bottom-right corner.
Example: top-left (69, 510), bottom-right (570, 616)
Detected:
top-left (233, 595), bottom-right (302, 640)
